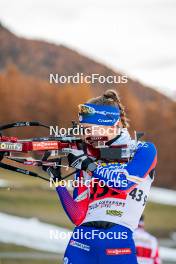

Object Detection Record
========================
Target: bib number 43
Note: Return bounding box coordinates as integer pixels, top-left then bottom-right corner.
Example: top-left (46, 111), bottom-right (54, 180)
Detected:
top-left (129, 188), bottom-right (147, 206)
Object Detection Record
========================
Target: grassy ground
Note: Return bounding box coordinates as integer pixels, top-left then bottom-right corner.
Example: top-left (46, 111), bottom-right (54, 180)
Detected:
top-left (0, 244), bottom-right (43, 253)
top-left (144, 202), bottom-right (176, 237)
top-left (0, 169), bottom-right (74, 229)
top-left (0, 261), bottom-right (60, 264)
top-left (0, 187), bottom-right (73, 229)
top-left (0, 244), bottom-right (62, 264)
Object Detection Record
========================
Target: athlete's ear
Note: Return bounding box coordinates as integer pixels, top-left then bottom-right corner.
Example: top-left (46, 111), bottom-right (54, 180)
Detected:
top-left (116, 120), bottom-right (123, 128)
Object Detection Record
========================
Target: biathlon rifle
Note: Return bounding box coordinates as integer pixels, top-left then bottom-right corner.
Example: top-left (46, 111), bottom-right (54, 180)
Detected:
top-left (0, 121), bottom-right (144, 182)
top-left (0, 121), bottom-right (83, 182)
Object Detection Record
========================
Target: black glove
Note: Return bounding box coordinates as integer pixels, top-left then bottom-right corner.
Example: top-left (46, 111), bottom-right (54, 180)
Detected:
top-left (0, 151), bottom-right (6, 161)
top-left (42, 158), bottom-right (62, 182)
top-left (63, 148), bottom-right (97, 172)
top-left (46, 167), bottom-right (62, 182)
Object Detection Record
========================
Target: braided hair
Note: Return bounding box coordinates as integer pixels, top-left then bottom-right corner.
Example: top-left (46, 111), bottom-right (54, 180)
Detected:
top-left (87, 89), bottom-right (129, 128)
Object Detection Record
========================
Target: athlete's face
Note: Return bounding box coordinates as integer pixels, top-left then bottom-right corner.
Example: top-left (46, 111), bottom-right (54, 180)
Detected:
top-left (80, 123), bottom-right (121, 141)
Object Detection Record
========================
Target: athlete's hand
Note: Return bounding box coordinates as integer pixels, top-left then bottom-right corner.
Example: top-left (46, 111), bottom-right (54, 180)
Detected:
top-left (63, 148), bottom-right (97, 172)
top-left (42, 158), bottom-right (62, 182)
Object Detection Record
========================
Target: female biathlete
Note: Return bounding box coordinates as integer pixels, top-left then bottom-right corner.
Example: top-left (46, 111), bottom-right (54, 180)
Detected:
top-left (46, 90), bottom-right (157, 264)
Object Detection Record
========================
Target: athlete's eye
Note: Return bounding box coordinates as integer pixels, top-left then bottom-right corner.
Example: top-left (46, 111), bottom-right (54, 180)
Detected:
top-left (84, 127), bottom-right (92, 133)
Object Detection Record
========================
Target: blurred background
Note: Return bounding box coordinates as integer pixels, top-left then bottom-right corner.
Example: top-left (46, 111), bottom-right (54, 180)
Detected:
top-left (0, 0), bottom-right (176, 263)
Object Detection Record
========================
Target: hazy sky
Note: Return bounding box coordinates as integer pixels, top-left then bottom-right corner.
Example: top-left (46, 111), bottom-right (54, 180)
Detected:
top-left (0, 0), bottom-right (176, 98)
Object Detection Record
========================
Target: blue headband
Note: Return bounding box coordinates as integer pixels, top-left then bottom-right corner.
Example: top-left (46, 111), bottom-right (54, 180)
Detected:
top-left (78, 103), bottom-right (121, 126)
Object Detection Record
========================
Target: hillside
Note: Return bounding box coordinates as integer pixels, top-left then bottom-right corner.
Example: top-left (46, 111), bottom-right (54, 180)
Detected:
top-left (0, 23), bottom-right (175, 189)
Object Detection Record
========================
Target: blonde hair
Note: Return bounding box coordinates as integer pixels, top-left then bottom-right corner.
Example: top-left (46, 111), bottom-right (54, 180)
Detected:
top-left (87, 89), bottom-right (129, 128)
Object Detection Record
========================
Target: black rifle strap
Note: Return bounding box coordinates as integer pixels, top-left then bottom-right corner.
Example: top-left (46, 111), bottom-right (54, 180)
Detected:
top-left (0, 161), bottom-right (49, 181)
top-left (0, 161), bottom-right (78, 182)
